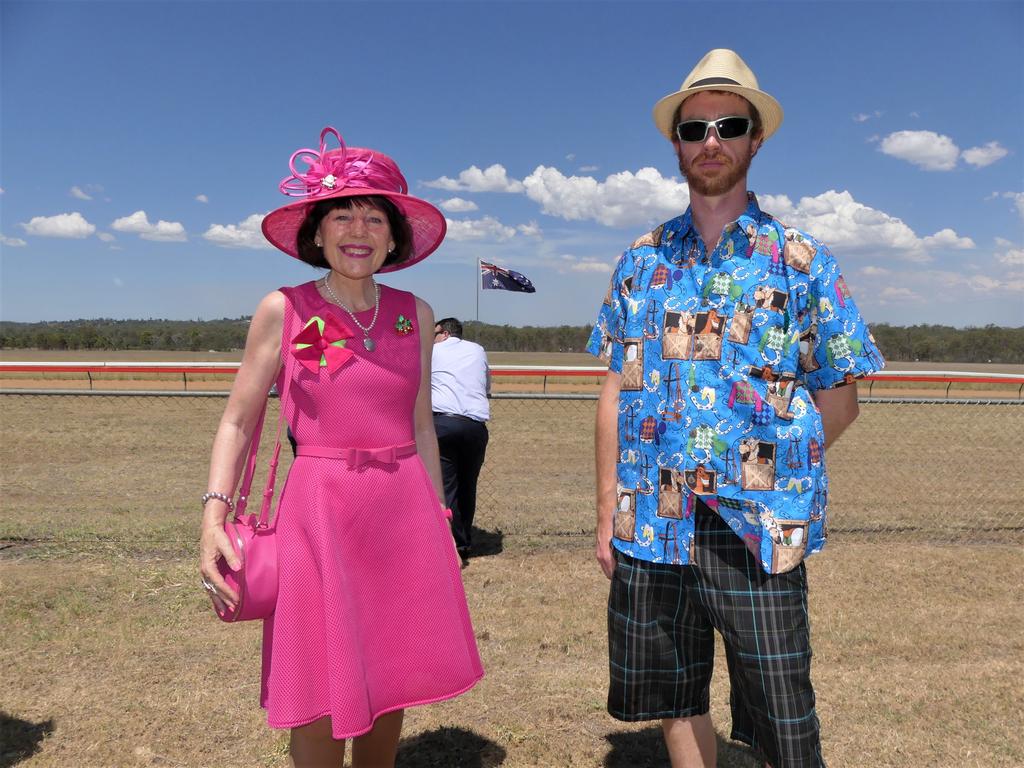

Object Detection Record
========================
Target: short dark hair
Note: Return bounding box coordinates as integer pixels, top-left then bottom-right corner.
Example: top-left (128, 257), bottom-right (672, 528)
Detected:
top-left (295, 195), bottom-right (414, 270)
top-left (436, 317), bottom-right (463, 338)
top-left (674, 91), bottom-right (763, 140)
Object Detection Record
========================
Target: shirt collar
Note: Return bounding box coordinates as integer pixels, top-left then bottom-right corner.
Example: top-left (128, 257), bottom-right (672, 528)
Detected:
top-left (734, 192), bottom-right (767, 243)
top-left (665, 192), bottom-right (766, 265)
top-left (671, 191), bottom-right (765, 244)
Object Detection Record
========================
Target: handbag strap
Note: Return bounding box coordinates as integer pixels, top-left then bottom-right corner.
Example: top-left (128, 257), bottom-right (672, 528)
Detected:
top-left (233, 398), bottom-right (268, 518)
top-left (234, 300), bottom-right (297, 529)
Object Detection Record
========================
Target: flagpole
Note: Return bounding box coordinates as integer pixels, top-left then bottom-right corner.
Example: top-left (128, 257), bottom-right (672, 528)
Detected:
top-left (476, 258), bottom-right (480, 324)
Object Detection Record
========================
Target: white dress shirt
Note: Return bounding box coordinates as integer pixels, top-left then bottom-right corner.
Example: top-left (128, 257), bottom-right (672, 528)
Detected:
top-left (431, 337), bottom-right (490, 422)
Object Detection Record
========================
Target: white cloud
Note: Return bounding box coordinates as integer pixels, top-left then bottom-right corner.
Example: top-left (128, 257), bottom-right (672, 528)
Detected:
top-left (516, 221), bottom-right (542, 237)
top-left (962, 141), bottom-right (1008, 168)
top-left (565, 153), bottom-right (576, 162)
top-left (879, 130), bottom-right (960, 171)
top-left (70, 185), bottom-right (92, 201)
top-left (522, 166), bottom-right (689, 228)
top-left (1, 233), bottom-right (28, 247)
top-left (764, 190), bottom-right (975, 263)
top-left (861, 266), bottom-right (891, 276)
top-left (579, 165), bottom-right (599, 173)
top-left (111, 210), bottom-right (187, 242)
top-left (909, 111), bottom-right (920, 119)
top-left (761, 190), bottom-right (927, 256)
top-left (195, 194), bottom-right (209, 203)
top-left (423, 164), bottom-right (525, 193)
top-left (444, 216), bottom-right (517, 242)
top-left (995, 243), bottom-right (1024, 267)
top-left (1002, 192), bottom-right (1024, 220)
top-left (878, 286), bottom-right (923, 303)
top-left (933, 269), bottom-right (1024, 295)
top-left (558, 254), bottom-right (613, 274)
top-left (203, 213), bottom-right (271, 249)
top-left (853, 110), bottom-right (882, 123)
top-left (439, 197), bottom-right (479, 213)
top-left (96, 232), bottom-right (116, 243)
top-left (21, 212), bottom-right (96, 238)
top-left (922, 228), bottom-right (975, 250)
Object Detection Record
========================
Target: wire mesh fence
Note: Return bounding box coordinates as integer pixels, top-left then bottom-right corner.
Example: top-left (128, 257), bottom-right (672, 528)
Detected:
top-left (1, 391), bottom-right (1021, 549)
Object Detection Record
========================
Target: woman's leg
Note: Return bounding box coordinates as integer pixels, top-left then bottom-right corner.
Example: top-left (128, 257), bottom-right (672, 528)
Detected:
top-left (351, 710), bottom-right (404, 768)
top-left (289, 716), bottom-right (345, 767)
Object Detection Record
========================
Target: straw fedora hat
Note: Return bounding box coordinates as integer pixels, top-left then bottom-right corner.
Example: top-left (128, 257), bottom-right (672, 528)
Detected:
top-left (652, 49), bottom-right (784, 141)
top-left (262, 127), bottom-right (446, 273)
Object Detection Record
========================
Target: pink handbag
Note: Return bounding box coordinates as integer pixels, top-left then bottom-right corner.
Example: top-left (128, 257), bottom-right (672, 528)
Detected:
top-left (214, 353), bottom-right (293, 623)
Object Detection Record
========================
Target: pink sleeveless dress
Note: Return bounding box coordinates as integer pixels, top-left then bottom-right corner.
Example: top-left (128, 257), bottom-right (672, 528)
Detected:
top-left (260, 280), bottom-right (483, 738)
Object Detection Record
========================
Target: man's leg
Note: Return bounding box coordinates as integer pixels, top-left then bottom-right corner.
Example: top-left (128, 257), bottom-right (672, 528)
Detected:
top-left (662, 713), bottom-right (717, 767)
top-left (725, 641), bottom-right (758, 748)
top-left (433, 415), bottom-right (466, 548)
top-left (607, 550), bottom-right (717, 764)
top-left (454, 422), bottom-right (488, 555)
top-left (691, 500), bottom-right (824, 768)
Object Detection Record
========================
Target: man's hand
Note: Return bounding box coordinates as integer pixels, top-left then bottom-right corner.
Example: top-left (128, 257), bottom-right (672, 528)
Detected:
top-left (596, 524), bottom-right (616, 579)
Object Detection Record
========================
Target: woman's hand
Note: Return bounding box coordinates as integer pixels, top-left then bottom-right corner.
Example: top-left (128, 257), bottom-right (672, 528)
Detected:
top-left (199, 503), bottom-right (241, 614)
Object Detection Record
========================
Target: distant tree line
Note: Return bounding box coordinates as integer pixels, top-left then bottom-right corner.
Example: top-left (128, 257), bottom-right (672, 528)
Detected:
top-left (0, 318), bottom-right (252, 352)
top-left (1, 319), bottom-right (1023, 363)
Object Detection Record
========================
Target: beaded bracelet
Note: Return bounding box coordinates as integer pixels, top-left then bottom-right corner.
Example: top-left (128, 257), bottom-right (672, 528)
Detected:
top-left (201, 491), bottom-right (234, 514)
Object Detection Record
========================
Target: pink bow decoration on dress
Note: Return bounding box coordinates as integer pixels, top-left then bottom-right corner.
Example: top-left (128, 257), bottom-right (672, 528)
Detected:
top-left (278, 127), bottom-right (409, 199)
top-left (292, 315), bottom-right (354, 373)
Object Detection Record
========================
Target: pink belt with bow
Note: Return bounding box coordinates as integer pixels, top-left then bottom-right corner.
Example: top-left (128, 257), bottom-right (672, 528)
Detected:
top-left (296, 441), bottom-right (417, 467)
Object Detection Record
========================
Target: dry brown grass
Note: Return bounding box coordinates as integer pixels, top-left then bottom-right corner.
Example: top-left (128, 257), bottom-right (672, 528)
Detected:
top-left (2, 545), bottom-right (1021, 767)
top-left (2, 388), bottom-right (1023, 767)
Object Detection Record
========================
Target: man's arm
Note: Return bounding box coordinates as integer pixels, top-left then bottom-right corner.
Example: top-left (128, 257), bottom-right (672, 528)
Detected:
top-left (810, 382), bottom-right (859, 449)
top-left (595, 370), bottom-right (621, 579)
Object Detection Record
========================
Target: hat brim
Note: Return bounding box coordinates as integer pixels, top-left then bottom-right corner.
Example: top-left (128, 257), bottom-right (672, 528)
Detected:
top-left (653, 85), bottom-right (784, 142)
top-left (261, 188), bottom-right (446, 273)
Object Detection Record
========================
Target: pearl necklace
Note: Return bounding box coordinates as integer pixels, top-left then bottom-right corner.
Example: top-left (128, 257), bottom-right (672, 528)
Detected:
top-left (321, 277), bottom-right (380, 352)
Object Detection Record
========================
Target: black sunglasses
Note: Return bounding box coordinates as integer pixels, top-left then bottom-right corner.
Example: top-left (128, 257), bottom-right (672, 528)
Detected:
top-left (675, 116), bottom-right (753, 143)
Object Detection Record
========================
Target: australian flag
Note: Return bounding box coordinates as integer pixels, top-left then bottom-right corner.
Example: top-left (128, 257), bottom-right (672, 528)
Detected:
top-left (480, 261), bottom-right (536, 293)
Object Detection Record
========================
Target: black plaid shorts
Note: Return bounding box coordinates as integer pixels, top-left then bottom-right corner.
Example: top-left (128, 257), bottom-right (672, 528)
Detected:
top-left (607, 499), bottom-right (825, 767)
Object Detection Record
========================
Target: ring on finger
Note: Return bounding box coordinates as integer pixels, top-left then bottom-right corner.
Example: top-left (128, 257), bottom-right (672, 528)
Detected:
top-left (201, 578), bottom-right (217, 594)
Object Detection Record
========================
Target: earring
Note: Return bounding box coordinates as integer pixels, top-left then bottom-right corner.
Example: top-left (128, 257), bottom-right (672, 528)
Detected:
top-left (315, 238), bottom-right (323, 247)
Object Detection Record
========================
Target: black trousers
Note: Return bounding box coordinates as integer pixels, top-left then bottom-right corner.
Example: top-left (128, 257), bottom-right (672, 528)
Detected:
top-left (433, 413), bottom-right (489, 554)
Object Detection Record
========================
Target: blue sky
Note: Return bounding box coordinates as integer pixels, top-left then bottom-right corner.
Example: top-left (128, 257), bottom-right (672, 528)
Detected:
top-left (2, 0), bottom-right (1022, 329)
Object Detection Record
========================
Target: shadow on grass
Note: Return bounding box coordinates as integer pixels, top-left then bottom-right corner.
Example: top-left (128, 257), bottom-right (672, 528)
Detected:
top-left (467, 526), bottom-right (504, 560)
top-left (397, 726), bottom-right (506, 767)
top-left (0, 711), bottom-right (55, 768)
top-left (603, 726), bottom-right (762, 768)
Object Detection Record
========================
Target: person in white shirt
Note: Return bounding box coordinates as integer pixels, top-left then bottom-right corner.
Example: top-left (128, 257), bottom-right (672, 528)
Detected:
top-left (431, 317), bottom-right (490, 566)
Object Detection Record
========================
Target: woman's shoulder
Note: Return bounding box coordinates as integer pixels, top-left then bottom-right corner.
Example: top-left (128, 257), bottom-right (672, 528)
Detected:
top-left (278, 279), bottom-right (319, 302)
top-left (378, 284), bottom-right (434, 326)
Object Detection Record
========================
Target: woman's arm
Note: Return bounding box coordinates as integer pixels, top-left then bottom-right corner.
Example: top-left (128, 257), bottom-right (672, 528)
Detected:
top-left (412, 296), bottom-right (445, 504)
top-left (199, 290), bottom-right (284, 611)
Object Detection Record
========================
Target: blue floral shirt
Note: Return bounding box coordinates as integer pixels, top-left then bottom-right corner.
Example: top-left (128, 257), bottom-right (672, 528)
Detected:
top-left (587, 193), bottom-right (885, 573)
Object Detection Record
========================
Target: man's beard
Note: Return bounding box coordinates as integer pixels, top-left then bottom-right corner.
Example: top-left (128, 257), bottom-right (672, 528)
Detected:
top-left (678, 149), bottom-right (752, 197)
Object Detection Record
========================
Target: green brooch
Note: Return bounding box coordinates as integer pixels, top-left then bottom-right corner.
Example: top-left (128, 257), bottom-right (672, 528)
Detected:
top-left (394, 314), bottom-right (414, 335)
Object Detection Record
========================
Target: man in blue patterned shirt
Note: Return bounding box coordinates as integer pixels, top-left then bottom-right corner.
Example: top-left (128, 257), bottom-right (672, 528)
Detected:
top-left (588, 49), bottom-right (884, 767)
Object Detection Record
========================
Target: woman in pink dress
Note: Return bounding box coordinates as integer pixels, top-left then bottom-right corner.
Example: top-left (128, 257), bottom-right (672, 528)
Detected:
top-left (198, 127), bottom-right (483, 767)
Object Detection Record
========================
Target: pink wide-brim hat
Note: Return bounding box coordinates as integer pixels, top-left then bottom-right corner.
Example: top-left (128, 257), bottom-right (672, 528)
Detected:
top-left (261, 127), bottom-right (446, 273)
